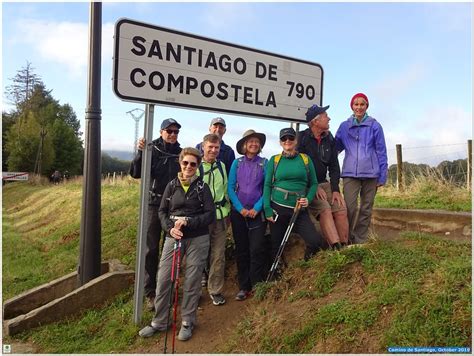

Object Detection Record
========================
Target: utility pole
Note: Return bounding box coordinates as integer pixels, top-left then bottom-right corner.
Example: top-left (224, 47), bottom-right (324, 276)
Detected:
top-left (78, 2), bottom-right (102, 286)
top-left (126, 108), bottom-right (145, 155)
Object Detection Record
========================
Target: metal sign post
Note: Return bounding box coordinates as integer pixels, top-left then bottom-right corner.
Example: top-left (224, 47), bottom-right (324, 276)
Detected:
top-left (133, 104), bottom-right (154, 324)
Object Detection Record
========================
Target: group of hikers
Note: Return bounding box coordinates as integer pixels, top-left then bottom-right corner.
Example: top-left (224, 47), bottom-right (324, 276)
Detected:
top-left (129, 92), bottom-right (388, 342)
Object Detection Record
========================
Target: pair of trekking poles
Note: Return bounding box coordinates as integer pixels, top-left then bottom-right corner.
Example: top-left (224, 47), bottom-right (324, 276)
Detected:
top-left (163, 239), bottom-right (182, 354)
top-left (266, 201), bottom-right (302, 283)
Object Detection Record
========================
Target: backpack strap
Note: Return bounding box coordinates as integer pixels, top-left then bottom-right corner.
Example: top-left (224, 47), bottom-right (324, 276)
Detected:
top-left (299, 153), bottom-right (310, 180)
top-left (200, 160), bottom-right (225, 181)
top-left (195, 178), bottom-right (205, 206)
top-left (271, 154), bottom-right (282, 186)
top-left (272, 153), bottom-right (309, 186)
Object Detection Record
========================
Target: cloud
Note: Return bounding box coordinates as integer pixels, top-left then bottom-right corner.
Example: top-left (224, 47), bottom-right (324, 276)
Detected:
top-left (425, 2), bottom-right (471, 33)
top-left (201, 3), bottom-right (257, 32)
top-left (371, 61), bottom-right (430, 107)
top-left (14, 19), bottom-right (114, 78)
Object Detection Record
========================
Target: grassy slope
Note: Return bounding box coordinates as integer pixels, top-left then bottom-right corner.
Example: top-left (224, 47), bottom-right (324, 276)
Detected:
top-left (375, 177), bottom-right (471, 212)
top-left (225, 234), bottom-right (472, 353)
top-left (2, 180), bottom-right (472, 353)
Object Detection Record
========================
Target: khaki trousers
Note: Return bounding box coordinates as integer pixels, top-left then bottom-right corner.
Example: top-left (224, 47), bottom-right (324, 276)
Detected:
top-left (343, 177), bottom-right (378, 244)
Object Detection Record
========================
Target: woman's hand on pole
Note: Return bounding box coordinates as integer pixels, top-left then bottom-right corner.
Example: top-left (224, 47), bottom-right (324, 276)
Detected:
top-left (170, 227), bottom-right (183, 239)
top-left (297, 197), bottom-right (308, 208)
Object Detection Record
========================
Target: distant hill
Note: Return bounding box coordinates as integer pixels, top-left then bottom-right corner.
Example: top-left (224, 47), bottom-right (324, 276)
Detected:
top-left (103, 150), bottom-right (134, 161)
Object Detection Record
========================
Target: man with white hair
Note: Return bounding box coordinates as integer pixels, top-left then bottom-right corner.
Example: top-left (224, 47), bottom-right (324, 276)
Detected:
top-left (298, 104), bottom-right (349, 250)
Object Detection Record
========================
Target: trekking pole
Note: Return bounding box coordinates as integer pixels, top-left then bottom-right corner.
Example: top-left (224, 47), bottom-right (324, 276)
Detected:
top-left (163, 239), bottom-right (179, 354)
top-left (171, 240), bottom-right (182, 354)
top-left (266, 201), bottom-right (302, 282)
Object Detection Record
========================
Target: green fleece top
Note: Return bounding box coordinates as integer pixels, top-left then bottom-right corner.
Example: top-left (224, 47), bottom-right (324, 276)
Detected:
top-left (263, 153), bottom-right (318, 218)
top-left (197, 160), bottom-right (230, 220)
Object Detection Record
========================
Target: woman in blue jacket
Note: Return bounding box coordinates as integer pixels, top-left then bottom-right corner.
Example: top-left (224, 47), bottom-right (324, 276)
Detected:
top-left (228, 129), bottom-right (268, 301)
top-left (335, 93), bottom-right (388, 244)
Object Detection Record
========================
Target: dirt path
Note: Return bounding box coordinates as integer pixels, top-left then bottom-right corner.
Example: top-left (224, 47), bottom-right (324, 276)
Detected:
top-left (132, 261), bottom-right (254, 354)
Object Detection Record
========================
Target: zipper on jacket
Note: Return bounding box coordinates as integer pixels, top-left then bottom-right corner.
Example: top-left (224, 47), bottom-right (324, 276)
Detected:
top-left (356, 126), bottom-right (360, 177)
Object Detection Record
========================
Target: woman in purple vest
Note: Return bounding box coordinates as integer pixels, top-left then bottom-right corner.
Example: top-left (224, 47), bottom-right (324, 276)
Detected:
top-left (228, 129), bottom-right (268, 301)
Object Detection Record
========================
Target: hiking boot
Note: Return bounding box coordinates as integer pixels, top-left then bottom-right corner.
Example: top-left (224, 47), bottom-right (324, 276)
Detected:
top-left (201, 273), bottom-right (208, 288)
top-left (146, 296), bottom-right (155, 312)
top-left (138, 324), bottom-right (164, 338)
top-left (331, 242), bottom-right (342, 251)
top-left (210, 293), bottom-right (226, 306)
top-left (235, 290), bottom-right (251, 301)
top-left (177, 321), bottom-right (194, 341)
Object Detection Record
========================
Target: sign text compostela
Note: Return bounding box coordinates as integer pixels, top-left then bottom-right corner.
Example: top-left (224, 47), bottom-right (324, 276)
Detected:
top-left (113, 18), bottom-right (323, 123)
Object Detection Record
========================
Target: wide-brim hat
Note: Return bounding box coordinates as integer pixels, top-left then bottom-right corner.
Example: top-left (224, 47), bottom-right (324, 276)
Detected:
top-left (236, 129), bottom-right (266, 155)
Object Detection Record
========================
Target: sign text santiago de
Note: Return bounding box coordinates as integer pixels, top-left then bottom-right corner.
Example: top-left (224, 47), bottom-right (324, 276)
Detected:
top-left (113, 18), bottom-right (323, 123)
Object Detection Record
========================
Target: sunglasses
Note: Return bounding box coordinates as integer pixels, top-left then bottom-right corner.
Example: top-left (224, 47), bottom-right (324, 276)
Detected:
top-left (165, 129), bottom-right (180, 135)
top-left (280, 136), bottom-right (295, 142)
top-left (181, 160), bottom-right (198, 168)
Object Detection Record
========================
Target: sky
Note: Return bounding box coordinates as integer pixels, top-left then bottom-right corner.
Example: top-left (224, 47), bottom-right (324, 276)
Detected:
top-left (2, 0), bottom-right (472, 167)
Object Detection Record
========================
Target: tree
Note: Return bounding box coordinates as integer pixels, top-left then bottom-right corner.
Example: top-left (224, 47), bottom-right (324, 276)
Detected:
top-left (5, 61), bottom-right (43, 111)
top-left (51, 119), bottom-right (83, 175)
top-left (2, 111), bottom-right (17, 171)
top-left (4, 63), bottom-right (84, 177)
top-left (101, 153), bottom-right (130, 174)
top-left (57, 104), bottom-right (82, 137)
top-left (6, 112), bottom-right (54, 174)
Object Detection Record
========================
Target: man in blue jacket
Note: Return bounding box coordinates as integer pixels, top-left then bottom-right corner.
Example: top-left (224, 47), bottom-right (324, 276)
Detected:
top-left (196, 117), bottom-right (235, 175)
top-left (335, 93), bottom-right (388, 244)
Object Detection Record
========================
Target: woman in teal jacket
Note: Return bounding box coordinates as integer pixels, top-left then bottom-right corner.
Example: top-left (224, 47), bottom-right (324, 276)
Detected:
top-left (263, 127), bottom-right (324, 267)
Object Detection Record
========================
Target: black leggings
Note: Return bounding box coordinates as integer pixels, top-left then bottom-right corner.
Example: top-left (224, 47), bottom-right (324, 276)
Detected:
top-left (269, 202), bottom-right (324, 260)
top-left (230, 209), bottom-right (268, 290)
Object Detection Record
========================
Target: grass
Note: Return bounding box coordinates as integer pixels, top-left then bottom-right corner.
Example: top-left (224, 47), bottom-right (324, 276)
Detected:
top-left (375, 173), bottom-right (471, 212)
top-left (2, 179), bottom-right (472, 353)
top-left (228, 233), bottom-right (471, 353)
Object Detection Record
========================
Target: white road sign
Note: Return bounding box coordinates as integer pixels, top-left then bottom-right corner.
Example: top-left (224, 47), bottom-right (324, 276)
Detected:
top-left (2, 172), bottom-right (29, 181)
top-left (113, 18), bottom-right (323, 123)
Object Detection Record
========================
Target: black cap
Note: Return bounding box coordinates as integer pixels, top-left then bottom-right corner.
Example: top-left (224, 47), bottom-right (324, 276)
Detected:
top-left (279, 127), bottom-right (296, 139)
top-left (305, 104), bottom-right (330, 122)
top-left (160, 118), bottom-right (181, 130)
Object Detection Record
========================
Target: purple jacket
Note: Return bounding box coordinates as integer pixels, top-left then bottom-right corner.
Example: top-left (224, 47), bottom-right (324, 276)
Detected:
top-left (335, 115), bottom-right (388, 185)
top-left (227, 156), bottom-right (267, 212)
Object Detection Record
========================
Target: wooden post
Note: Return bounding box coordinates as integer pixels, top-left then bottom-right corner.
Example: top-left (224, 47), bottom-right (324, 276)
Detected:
top-left (396, 144), bottom-right (403, 191)
top-left (468, 139), bottom-right (472, 191)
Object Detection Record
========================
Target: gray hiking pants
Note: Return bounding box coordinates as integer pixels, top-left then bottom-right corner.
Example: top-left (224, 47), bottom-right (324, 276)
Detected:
top-left (343, 177), bottom-right (378, 244)
top-left (151, 234), bottom-right (210, 328)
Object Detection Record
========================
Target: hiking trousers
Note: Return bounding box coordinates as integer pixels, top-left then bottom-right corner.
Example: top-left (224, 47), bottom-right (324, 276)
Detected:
top-left (151, 234), bottom-right (210, 328)
top-left (343, 177), bottom-right (378, 244)
top-left (230, 209), bottom-right (268, 291)
top-left (145, 204), bottom-right (163, 298)
top-left (207, 219), bottom-right (227, 295)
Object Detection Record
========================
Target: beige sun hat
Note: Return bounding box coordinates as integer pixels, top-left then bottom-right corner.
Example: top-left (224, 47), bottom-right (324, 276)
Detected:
top-left (236, 129), bottom-right (266, 155)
